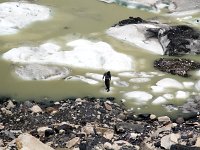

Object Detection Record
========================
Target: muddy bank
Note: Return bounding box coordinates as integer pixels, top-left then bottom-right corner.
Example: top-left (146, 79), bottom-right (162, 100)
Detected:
top-left (0, 97), bottom-right (199, 150)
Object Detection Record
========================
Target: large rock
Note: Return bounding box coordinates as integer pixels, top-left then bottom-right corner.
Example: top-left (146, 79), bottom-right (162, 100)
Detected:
top-left (154, 58), bottom-right (200, 77)
top-left (107, 17), bottom-right (200, 56)
top-left (106, 17), bottom-right (164, 55)
top-left (15, 133), bottom-right (54, 150)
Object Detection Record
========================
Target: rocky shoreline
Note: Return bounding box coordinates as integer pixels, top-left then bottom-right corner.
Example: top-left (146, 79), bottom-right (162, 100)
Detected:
top-left (0, 97), bottom-right (199, 150)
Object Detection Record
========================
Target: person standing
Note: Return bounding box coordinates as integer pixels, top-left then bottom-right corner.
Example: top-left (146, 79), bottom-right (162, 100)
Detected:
top-left (102, 71), bottom-right (111, 92)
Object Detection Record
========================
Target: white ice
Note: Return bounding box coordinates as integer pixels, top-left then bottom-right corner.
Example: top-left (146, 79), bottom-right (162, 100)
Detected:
top-left (106, 24), bottom-right (164, 55)
top-left (2, 39), bottom-right (133, 72)
top-left (124, 91), bottom-right (153, 102)
top-left (156, 78), bottom-right (184, 89)
top-left (152, 96), bottom-right (167, 105)
top-left (65, 75), bottom-right (99, 85)
top-left (15, 64), bottom-right (70, 81)
top-left (0, 2), bottom-right (51, 35)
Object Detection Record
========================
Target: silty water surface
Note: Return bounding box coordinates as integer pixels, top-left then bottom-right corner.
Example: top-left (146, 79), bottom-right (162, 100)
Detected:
top-left (0, 0), bottom-right (200, 116)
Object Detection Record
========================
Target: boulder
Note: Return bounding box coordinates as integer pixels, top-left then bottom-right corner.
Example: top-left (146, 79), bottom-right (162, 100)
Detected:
top-left (107, 17), bottom-right (200, 56)
top-left (30, 105), bottom-right (43, 113)
top-left (154, 58), bottom-right (200, 77)
top-left (158, 116), bottom-right (171, 122)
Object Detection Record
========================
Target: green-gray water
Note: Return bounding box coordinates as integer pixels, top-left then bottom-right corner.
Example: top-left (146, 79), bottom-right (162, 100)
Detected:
top-left (0, 0), bottom-right (200, 116)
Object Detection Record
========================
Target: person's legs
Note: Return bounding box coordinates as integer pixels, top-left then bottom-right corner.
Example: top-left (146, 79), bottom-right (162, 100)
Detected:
top-left (105, 79), bottom-right (110, 92)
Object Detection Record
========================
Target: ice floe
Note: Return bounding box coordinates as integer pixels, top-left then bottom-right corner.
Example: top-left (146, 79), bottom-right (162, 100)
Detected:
top-left (113, 81), bottom-right (129, 87)
top-left (152, 96), bottom-right (167, 105)
top-left (129, 78), bottom-right (150, 83)
top-left (2, 39), bottom-right (133, 72)
top-left (182, 82), bottom-right (194, 89)
top-left (106, 24), bottom-right (164, 55)
top-left (151, 86), bottom-right (165, 93)
top-left (163, 93), bottom-right (174, 100)
top-left (14, 64), bottom-right (70, 80)
top-left (0, 2), bottom-right (51, 35)
top-left (195, 80), bottom-right (200, 91)
top-left (118, 71), bottom-right (155, 78)
top-left (175, 91), bottom-right (189, 99)
top-left (156, 78), bottom-right (183, 89)
top-left (124, 91), bottom-right (153, 102)
top-left (65, 75), bottom-right (99, 85)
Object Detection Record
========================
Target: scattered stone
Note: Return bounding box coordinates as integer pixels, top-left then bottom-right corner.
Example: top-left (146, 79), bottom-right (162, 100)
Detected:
top-left (30, 105), bottom-right (43, 113)
top-left (195, 137), bottom-right (200, 147)
top-left (104, 102), bottom-right (112, 111)
top-left (37, 127), bottom-right (52, 136)
top-left (1, 108), bottom-right (12, 115)
top-left (104, 142), bottom-right (112, 149)
top-left (66, 137), bottom-right (80, 149)
top-left (95, 127), bottom-right (114, 140)
top-left (15, 133), bottom-right (54, 150)
top-left (158, 116), bottom-right (171, 123)
top-left (176, 117), bottom-right (185, 124)
top-left (0, 123), bottom-right (4, 130)
top-left (6, 100), bottom-right (15, 110)
top-left (82, 124), bottom-right (94, 135)
top-left (150, 114), bottom-right (157, 120)
top-left (115, 122), bottom-right (144, 133)
top-left (160, 133), bottom-right (182, 149)
top-left (0, 97), bottom-right (199, 149)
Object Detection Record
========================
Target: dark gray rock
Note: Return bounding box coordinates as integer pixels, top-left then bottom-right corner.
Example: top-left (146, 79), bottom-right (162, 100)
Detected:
top-left (115, 122), bottom-right (144, 133)
top-left (113, 17), bottom-right (148, 27)
top-left (159, 25), bottom-right (200, 56)
top-left (154, 58), bottom-right (200, 77)
top-left (179, 96), bottom-right (200, 114)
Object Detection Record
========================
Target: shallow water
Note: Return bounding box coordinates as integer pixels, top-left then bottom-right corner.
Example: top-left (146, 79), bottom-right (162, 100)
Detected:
top-left (0, 0), bottom-right (200, 116)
